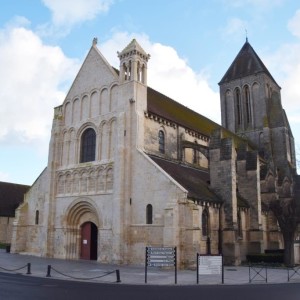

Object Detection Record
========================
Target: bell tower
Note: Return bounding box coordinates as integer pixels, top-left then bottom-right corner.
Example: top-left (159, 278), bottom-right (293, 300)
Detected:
top-left (219, 39), bottom-right (296, 176)
top-left (118, 39), bottom-right (150, 84)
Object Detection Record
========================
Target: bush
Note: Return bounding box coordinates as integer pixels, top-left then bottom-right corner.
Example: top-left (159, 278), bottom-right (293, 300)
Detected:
top-left (246, 253), bottom-right (284, 264)
top-left (0, 243), bottom-right (7, 249)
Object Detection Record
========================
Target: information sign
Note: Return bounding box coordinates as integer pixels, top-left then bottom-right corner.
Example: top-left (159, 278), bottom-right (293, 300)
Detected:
top-left (145, 246), bottom-right (177, 284)
top-left (197, 254), bottom-right (224, 284)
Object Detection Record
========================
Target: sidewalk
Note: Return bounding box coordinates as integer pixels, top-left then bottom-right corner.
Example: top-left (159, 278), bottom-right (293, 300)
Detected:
top-left (0, 249), bottom-right (299, 285)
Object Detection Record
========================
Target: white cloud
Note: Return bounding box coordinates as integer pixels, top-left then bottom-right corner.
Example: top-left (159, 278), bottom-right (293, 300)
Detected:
top-left (0, 25), bottom-right (79, 150)
top-left (288, 9), bottom-right (300, 38)
top-left (100, 32), bottom-right (221, 123)
top-left (41, 0), bottom-right (113, 35)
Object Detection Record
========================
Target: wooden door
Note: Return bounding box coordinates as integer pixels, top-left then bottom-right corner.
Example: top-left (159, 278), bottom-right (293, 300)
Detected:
top-left (80, 222), bottom-right (91, 260)
top-left (80, 222), bottom-right (98, 260)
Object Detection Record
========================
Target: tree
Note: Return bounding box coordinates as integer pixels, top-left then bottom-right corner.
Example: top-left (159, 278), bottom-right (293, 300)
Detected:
top-left (269, 175), bottom-right (300, 266)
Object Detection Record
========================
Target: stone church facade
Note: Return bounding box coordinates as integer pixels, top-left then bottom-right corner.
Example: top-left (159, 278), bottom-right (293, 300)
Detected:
top-left (10, 38), bottom-right (298, 267)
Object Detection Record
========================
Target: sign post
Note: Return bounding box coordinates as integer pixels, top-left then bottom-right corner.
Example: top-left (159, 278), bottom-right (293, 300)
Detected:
top-left (145, 246), bottom-right (177, 284)
top-left (197, 253), bottom-right (224, 284)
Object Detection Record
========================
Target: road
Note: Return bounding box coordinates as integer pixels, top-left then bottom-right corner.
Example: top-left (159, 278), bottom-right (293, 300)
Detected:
top-left (1, 271), bottom-right (300, 300)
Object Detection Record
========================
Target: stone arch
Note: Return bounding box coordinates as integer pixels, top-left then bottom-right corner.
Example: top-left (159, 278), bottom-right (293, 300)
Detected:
top-left (65, 198), bottom-right (100, 260)
top-left (61, 130), bottom-right (70, 166)
top-left (77, 122), bottom-right (98, 163)
top-left (242, 84), bottom-right (252, 126)
top-left (97, 167), bottom-right (105, 192)
top-left (90, 90), bottom-right (100, 118)
top-left (81, 94), bottom-right (89, 121)
top-left (72, 98), bottom-right (80, 124)
top-left (158, 126), bottom-right (166, 154)
top-left (69, 128), bottom-right (76, 165)
top-left (234, 87), bottom-right (242, 129)
top-left (64, 101), bottom-right (72, 126)
top-left (108, 117), bottom-right (117, 160)
top-left (105, 166), bottom-right (114, 191)
top-left (65, 198), bottom-right (100, 227)
top-left (252, 82), bottom-right (259, 127)
top-left (57, 173), bottom-right (65, 195)
top-left (77, 122), bottom-right (98, 139)
top-left (100, 88), bottom-right (109, 115)
top-left (65, 172), bottom-right (72, 194)
top-left (100, 121), bottom-right (108, 161)
top-left (110, 84), bottom-right (118, 112)
top-left (225, 89), bottom-right (233, 129)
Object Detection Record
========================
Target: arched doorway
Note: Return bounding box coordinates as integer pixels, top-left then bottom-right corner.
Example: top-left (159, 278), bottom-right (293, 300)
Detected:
top-left (80, 222), bottom-right (98, 260)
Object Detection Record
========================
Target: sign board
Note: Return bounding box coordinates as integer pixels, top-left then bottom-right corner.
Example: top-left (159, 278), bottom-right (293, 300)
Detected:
top-left (198, 255), bottom-right (222, 275)
top-left (197, 254), bottom-right (224, 284)
top-left (145, 247), bottom-right (177, 284)
top-left (147, 247), bottom-right (176, 267)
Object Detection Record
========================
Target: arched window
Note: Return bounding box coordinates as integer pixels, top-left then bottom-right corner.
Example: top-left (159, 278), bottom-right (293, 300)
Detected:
top-left (158, 130), bottom-right (165, 154)
top-left (80, 128), bottom-right (96, 163)
top-left (35, 210), bottom-right (39, 225)
top-left (146, 204), bottom-right (153, 224)
top-left (244, 86), bottom-right (251, 124)
top-left (235, 88), bottom-right (242, 126)
top-left (202, 208), bottom-right (209, 237)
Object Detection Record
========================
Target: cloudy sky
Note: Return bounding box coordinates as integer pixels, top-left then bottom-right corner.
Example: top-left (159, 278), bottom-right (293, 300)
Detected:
top-left (0, 0), bottom-right (300, 185)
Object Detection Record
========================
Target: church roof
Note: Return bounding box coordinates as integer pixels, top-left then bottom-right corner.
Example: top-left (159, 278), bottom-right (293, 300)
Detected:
top-left (147, 87), bottom-right (250, 148)
top-left (149, 155), bottom-right (222, 204)
top-left (147, 87), bottom-right (220, 138)
top-left (0, 182), bottom-right (30, 217)
top-left (219, 40), bottom-right (279, 86)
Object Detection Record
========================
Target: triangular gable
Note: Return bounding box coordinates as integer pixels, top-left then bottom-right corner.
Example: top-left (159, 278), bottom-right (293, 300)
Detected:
top-left (65, 45), bottom-right (119, 102)
top-left (219, 40), bottom-right (279, 87)
top-left (148, 155), bottom-right (222, 204)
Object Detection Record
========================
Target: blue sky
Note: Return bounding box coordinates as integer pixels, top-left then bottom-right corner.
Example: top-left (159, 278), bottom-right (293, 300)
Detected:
top-left (1, 0), bottom-right (300, 185)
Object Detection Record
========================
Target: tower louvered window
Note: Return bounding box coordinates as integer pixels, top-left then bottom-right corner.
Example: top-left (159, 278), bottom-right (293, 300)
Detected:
top-left (235, 88), bottom-right (242, 126)
top-left (244, 86), bottom-right (251, 124)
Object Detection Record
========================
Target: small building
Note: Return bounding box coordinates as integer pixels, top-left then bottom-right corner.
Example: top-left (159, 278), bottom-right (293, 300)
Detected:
top-left (0, 181), bottom-right (29, 245)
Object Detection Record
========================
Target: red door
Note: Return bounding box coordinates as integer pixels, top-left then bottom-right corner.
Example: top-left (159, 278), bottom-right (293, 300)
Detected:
top-left (80, 222), bottom-right (98, 260)
top-left (80, 222), bottom-right (91, 260)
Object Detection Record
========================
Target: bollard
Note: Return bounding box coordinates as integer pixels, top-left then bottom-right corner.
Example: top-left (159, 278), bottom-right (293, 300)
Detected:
top-left (26, 263), bottom-right (31, 275)
top-left (116, 269), bottom-right (121, 283)
top-left (46, 265), bottom-right (51, 277)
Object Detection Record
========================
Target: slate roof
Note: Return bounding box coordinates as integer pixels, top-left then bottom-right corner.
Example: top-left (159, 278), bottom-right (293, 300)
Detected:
top-left (219, 40), bottom-right (279, 86)
top-left (147, 86), bottom-right (221, 137)
top-left (0, 182), bottom-right (30, 217)
top-left (147, 86), bottom-right (250, 148)
top-left (149, 155), bottom-right (222, 204)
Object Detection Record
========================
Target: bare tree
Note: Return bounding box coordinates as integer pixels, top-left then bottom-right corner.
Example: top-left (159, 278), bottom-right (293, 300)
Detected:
top-left (269, 176), bottom-right (300, 266)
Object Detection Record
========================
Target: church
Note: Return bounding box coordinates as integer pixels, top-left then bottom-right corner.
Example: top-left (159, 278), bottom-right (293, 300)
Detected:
top-left (10, 37), bottom-right (298, 268)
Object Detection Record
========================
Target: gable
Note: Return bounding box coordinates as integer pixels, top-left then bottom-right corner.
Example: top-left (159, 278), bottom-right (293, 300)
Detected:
top-left (149, 155), bottom-right (221, 204)
top-left (65, 46), bottom-right (119, 102)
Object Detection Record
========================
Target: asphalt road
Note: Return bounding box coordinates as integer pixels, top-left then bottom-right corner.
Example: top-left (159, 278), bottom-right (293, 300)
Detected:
top-left (1, 271), bottom-right (300, 300)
